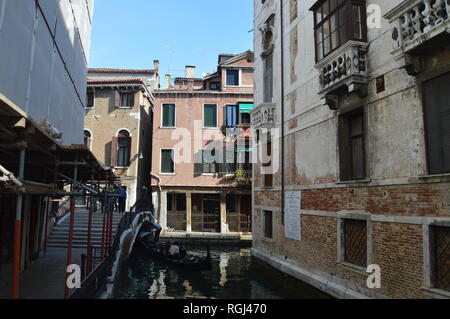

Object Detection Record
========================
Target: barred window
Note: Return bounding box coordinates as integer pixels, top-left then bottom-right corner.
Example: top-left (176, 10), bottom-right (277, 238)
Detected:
top-left (431, 226), bottom-right (450, 292)
top-left (343, 219), bottom-right (367, 267)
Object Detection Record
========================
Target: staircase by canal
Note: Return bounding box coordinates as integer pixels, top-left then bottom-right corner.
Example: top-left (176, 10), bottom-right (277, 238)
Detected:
top-left (47, 210), bottom-right (122, 249)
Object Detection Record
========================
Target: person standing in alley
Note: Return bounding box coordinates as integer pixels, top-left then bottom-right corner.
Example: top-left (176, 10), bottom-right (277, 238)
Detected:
top-left (118, 186), bottom-right (127, 214)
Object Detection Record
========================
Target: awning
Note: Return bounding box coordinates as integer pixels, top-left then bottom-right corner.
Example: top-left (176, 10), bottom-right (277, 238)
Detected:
top-left (239, 103), bottom-right (254, 114)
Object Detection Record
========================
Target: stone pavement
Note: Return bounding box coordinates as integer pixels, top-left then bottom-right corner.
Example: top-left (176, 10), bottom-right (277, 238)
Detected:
top-left (0, 247), bottom-right (85, 299)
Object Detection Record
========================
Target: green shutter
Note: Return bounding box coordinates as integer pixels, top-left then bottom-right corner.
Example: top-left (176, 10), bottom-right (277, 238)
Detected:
top-left (163, 104), bottom-right (175, 127)
top-left (204, 104), bottom-right (217, 127)
top-left (161, 149), bottom-right (174, 173)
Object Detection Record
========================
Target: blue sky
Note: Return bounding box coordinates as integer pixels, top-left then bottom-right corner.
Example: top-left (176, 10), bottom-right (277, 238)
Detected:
top-left (89, 0), bottom-right (254, 78)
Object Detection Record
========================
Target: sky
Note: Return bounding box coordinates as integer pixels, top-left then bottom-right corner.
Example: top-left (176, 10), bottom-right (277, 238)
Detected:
top-left (89, 0), bottom-right (254, 78)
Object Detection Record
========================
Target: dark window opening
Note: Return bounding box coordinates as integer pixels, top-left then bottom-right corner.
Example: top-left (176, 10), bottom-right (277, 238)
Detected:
top-left (209, 82), bottom-right (220, 90)
top-left (117, 130), bottom-right (131, 167)
top-left (339, 107), bottom-right (366, 181)
top-left (176, 194), bottom-right (186, 212)
top-left (86, 91), bottom-right (94, 108)
top-left (423, 72), bottom-right (450, 175)
top-left (264, 210), bottom-right (273, 239)
top-left (431, 226), bottom-right (450, 292)
top-left (226, 70), bottom-right (239, 86)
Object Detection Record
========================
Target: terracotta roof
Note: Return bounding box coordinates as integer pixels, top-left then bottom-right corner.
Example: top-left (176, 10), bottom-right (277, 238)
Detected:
top-left (88, 68), bottom-right (155, 74)
top-left (174, 77), bottom-right (204, 81)
top-left (87, 78), bottom-right (145, 85)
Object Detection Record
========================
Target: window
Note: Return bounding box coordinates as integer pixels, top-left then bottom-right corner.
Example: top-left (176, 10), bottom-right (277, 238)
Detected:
top-left (431, 226), bottom-right (450, 292)
top-left (264, 210), bottom-right (273, 239)
top-left (209, 82), bottom-right (220, 90)
top-left (204, 104), bottom-right (217, 128)
top-left (339, 107), bottom-right (366, 181)
top-left (117, 130), bottom-right (131, 167)
top-left (239, 103), bottom-right (254, 125)
top-left (84, 130), bottom-right (92, 150)
top-left (161, 149), bottom-right (175, 174)
top-left (312, 0), bottom-right (367, 62)
top-left (162, 104), bottom-right (176, 128)
top-left (86, 90), bottom-right (95, 109)
top-left (120, 92), bottom-right (134, 107)
top-left (226, 70), bottom-right (240, 86)
top-left (202, 149), bottom-right (219, 174)
top-left (167, 193), bottom-right (173, 212)
top-left (225, 105), bottom-right (238, 128)
top-left (423, 72), bottom-right (450, 175)
top-left (176, 194), bottom-right (186, 212)
top-left (226, 194), bottom-right (236, 213)
top-left (263, 133), bottom-right (273, 188)
top-left (343, 219), bottom-right (367, 267)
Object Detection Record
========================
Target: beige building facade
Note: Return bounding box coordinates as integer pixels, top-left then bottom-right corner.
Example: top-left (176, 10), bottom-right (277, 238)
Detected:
top-left (252, 0), bottom-right (450, 298)
top-left (84, 66), bottom-right (157, 210)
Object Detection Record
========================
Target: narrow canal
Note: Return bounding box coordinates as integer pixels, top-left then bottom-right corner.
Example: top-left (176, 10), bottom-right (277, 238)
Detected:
top-left (116, 246), bottom-right (331, 299)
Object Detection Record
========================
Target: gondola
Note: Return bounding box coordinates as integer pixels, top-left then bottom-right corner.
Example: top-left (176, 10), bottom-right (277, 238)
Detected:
top-left (136, 231), bottom-right (212, 271)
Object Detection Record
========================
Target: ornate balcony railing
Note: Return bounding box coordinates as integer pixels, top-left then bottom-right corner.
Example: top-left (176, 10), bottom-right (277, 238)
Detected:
top-left (251, 103), bottom-right (276, 128)
top-left (385, 0), bottom-right (450, 57)
top-left (315, 41), bottom-right (369, 100)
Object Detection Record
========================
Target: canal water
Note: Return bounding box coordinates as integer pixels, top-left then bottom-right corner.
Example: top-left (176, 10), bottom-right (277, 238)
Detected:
top-left (116, 246), bottom-right (331, 299)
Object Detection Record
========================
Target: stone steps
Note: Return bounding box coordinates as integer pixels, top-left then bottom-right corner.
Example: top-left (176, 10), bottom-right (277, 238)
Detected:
top-left (47, 210), bottom-right (122, 249)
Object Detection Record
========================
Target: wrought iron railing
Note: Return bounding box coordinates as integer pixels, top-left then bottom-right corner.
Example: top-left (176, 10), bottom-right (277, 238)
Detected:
top-left (227, 214), bottom-right (252, 233)
top-left (192, 212), bottom-right (221, 233)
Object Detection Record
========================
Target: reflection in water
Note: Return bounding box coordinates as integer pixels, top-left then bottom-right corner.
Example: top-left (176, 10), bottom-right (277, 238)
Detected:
top-left (219, 252), bottom-right (230, 287)
top-left (119, 247), bottom-right (330, 299)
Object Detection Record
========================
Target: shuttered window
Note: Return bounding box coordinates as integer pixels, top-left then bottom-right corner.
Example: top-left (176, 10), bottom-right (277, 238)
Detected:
top-left (225, 105), bottom-right (238, 128)
top-left (162, 104), bottom-right (176, 127)
top-left (423, 72), bottom-right (450, 175)
top-left (161, 149), bottom-right (175, 173)
top-left (263, 133), bottom-right (273, 188)
top-left (204, 104), bottom-right (217, 128)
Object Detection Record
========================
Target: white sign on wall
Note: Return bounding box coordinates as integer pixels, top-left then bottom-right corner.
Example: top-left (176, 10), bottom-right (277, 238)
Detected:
top-left (284, 191), bottom-right (302, 241)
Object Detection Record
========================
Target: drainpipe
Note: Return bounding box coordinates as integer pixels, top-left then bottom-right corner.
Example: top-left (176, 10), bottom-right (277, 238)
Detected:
top-left (279, 0), bottom-right (286, 223)
top-left (11, 148), bottom-right (26, 299)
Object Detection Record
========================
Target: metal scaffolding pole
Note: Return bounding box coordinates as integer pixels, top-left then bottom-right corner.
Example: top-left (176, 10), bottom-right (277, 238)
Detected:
top-left (64, 162), bottom-right (78, 299)
top-left (11, 148), bottom-right (26, 299)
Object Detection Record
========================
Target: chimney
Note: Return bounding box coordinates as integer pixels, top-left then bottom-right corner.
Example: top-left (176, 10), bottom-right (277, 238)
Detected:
top-left (185, 65), bottom-right (196, 78)
top-left (165, 74), bottom-right (171, 89)
top-left (153, 60), bottom-right (159, 72)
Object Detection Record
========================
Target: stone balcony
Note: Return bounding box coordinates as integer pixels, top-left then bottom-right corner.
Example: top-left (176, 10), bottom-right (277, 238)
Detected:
top-left (315, 40), bottom-right (369, 107)
top-left (251, 103), bottom-right (276, 128)
top-left (385, 0), bottom-right (450, 73)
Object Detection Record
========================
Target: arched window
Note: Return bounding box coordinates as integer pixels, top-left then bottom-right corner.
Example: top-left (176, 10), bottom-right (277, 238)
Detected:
top-left (117, 130), bottom-right (131, 167)
top-left (84, 130), bottom-right (92, 150)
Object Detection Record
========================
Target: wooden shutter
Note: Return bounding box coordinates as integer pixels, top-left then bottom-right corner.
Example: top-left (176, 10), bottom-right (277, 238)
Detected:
top-left (110, 137), bottom-right (118, 167)
top-left (114, 90), bottom-right (121, 108)
top-left (130, 91), bottom-right (135, 107)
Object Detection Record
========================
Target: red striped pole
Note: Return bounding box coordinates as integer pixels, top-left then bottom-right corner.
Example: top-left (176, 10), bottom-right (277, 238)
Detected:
top-left (11, 149), bottom-right (25, 299)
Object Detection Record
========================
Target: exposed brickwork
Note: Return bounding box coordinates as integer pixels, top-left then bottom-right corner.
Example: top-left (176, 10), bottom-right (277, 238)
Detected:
top-left (302, 183), bottom-right (450, 217)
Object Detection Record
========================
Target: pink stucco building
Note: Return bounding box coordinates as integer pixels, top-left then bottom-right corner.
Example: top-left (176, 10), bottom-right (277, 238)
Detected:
top-left (151, 51), bottom-right (255, 236)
